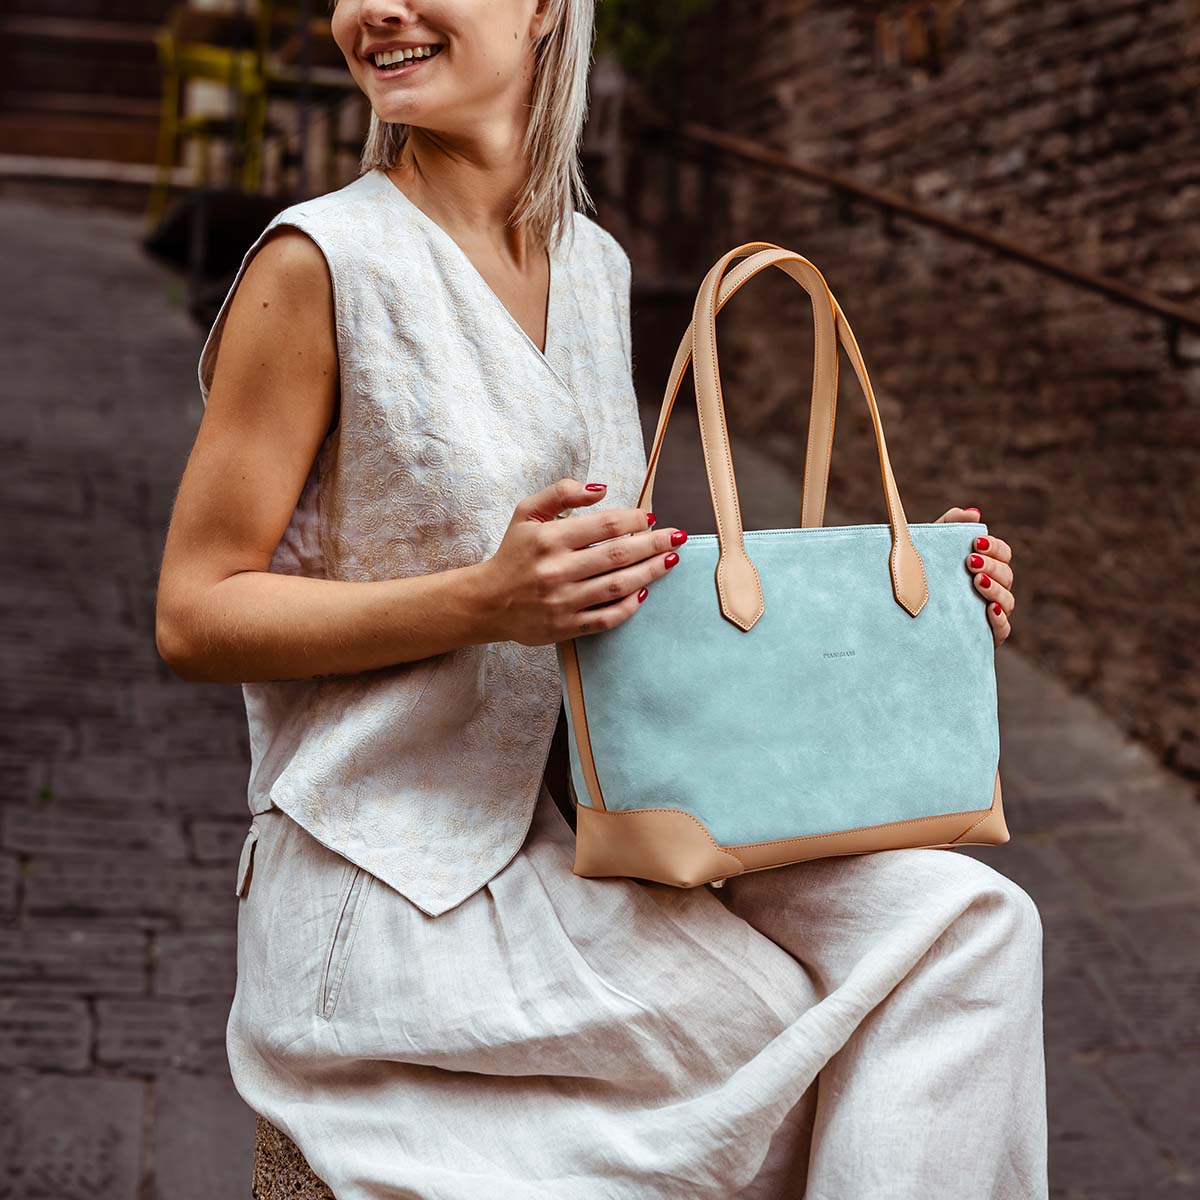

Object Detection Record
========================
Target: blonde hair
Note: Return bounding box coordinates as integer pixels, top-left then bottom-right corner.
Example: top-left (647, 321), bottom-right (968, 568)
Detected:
top-left (349, 0), bottom-right (596, 252)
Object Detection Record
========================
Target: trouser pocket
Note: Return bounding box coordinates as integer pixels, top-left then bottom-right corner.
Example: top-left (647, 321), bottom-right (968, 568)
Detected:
top-left (317, 862), bottom-right (374, 1021)
top-left (235, 824), bottom-right (260, 898)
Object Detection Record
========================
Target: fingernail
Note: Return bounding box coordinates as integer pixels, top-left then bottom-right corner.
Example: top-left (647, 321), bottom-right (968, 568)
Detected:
top-left (975, 536), bottom-right (990, 550)
top-left (670, 530), bottom-right (688, 546)
top-left (992, 602), bottom-right (1002, 616)
top-left (585, 482), bottom-right (607, 492)
top-left (964, 506), bottom-right (981, 514)
top-left (664, 552), bottom-right (679, 568)
top-left (969, 554), bottom-right (984, 569)
top-left (646, 512), bottom-right (656, 526)
top-left (637, 587), bottom-right (648, 603)
top-left (979, 574), bottom-right (991, 588)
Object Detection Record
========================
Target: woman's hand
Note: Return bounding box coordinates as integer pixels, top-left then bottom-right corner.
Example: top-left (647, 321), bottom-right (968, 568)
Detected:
top-left (934, 505), bottom-right (1015, 647)
top-left (479, 478), bottom-right (688, 647)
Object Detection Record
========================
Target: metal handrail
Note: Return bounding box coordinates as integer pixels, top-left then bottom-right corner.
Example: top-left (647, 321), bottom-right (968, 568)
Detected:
top-left (644, 118), bottom-right (1200, 343)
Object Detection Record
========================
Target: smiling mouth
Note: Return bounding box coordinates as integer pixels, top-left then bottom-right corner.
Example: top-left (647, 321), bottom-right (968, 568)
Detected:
top-left (370, 45), bottom-right (444, 75)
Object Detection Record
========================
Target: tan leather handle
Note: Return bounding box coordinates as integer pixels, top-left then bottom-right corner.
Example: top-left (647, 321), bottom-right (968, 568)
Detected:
top-left (639, 244), bottom-right (838, 530)
top-left (639, 242), bottom-right (929, 630)
top-left (642, 248), bottom-right (836, 531)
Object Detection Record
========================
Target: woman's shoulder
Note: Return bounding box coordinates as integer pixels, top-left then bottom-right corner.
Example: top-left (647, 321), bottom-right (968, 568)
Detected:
top-left (262, 170), bottom-right (390, 243)
top-left (565, 210), bottom-right (631, 283)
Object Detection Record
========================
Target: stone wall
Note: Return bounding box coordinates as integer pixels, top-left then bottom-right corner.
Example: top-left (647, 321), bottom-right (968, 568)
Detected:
top-left (613, 0), bottom-right (1200, 783)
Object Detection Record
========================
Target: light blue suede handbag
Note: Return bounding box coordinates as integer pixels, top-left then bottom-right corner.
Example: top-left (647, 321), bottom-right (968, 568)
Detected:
top-left (556, 243), bottom-right (1009, 889)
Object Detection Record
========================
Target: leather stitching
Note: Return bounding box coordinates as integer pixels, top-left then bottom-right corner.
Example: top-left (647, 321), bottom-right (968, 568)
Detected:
top-left (664, 245), bottom-right (927, 623)
top-left (811, 281), bottom-right (836, 529)
top-left (571, 643), bottom-right (607, 813)
top-left (724, 801), bottom-right (997, 851)
top-left (590, 805), bottom-right (746, 873)
top-left (645, 259), bottom-right (744, 507)
top-left (952, 808), bottom-right (997, 842)
top-left (829, 296), bottom-right (929, 616)
top-left (950, 775), bottom-right (1002, 842)
top-left (561, 637), bottom-right (608, 813)
top-left (699, 247), bottom-right (789, 630)
top-left (644, 249), bottom-right (819, 515)
top-left (699, 257), bottom-right (760, 629)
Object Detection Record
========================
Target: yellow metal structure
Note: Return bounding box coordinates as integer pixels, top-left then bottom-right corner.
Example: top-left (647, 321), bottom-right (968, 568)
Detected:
top-left (146, 3), bottom-right (280, 230)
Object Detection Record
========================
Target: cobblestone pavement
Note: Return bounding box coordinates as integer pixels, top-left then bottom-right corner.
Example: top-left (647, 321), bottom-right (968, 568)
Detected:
top-left (1, 196), bottom-right (1197, 1199)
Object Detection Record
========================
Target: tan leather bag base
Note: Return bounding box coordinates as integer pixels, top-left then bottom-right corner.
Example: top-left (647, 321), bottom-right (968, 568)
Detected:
top-left (570, 771), bottom-right (1008, 888)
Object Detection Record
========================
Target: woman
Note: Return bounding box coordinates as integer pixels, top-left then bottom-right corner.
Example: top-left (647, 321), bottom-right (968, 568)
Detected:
top-left (155, 1), bottom-right (1046, 1196)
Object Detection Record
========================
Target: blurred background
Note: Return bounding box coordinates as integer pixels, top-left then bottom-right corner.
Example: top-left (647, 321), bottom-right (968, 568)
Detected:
top-left (1, 0), bottom-right (1197, 1196)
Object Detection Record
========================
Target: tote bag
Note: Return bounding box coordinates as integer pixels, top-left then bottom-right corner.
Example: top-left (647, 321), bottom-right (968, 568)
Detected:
top-left (555, 242), bottom-right (1009, 888)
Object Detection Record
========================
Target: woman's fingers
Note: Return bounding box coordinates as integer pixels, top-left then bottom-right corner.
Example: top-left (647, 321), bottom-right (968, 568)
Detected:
top-left (935, 508), bottom-right (1018, 646)
top-left (972, 566), bottom-right (1015, 646)
top-left (555, 502), bottom-right (656, 548)
top-left (984, 590), bottom-right (1012, 645)
top-left (933, 505), bottom-right (983, 524)
top-left (972, 569), bottom-right (1015, 616)
top-left (966, 545), bottom-right (1014, 592)
top-left (970, 531), bottom-right (1013, 567)
top-left (569, 531), bottom-right (687, 613)
top-left (565, 524), bottom-right (680, 583)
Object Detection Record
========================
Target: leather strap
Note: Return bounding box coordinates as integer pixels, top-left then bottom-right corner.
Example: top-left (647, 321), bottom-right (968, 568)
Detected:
top-left (638, 242), bottom-right (929, 629)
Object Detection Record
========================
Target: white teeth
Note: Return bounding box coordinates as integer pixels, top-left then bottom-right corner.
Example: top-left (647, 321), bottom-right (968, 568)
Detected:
top-left (373, 45), bottom-right (441, 67)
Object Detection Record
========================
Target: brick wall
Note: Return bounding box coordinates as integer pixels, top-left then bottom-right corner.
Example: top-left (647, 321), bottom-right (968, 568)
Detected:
top-left (616, 0), bottom-right (1200, 783)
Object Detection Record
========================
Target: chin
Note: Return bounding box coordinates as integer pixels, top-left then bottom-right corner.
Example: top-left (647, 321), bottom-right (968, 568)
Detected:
top-left (371, 102), bottom-right (428, 127)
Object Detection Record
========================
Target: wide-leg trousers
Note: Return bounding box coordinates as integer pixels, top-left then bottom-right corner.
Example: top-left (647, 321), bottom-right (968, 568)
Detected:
top-left (227, 779), bottom-right (1048, 1199)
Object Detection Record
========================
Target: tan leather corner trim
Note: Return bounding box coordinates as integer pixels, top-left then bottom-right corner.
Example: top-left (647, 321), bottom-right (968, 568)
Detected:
top-left (574, 803), bottom-right (746, 887)
top-left (726, 774), bottom-right (1005, 871)
top-left (573, 770), bottom-right (1006, 885)
top-left (949, 770), bottom-right (1009, 845)
top-left (558, 637), bottom-right (607, 812)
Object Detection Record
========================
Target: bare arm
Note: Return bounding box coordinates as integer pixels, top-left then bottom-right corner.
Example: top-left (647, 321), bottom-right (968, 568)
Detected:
top-left (156, 227), bottom-right (686, 686)
top-left (155, 227), bottom-right (502, 685)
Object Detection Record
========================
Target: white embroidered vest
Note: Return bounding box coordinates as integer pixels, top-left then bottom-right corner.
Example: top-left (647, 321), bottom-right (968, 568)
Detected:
top-left (197, 167), bottom-right (647, 916)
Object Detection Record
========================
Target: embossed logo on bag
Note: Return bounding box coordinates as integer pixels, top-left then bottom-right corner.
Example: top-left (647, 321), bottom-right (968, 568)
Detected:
top-left (822, 649), bottom-right (856, 658)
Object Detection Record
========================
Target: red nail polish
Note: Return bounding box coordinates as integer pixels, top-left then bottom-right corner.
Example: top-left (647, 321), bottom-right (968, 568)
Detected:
top-left (637, 587), bottom-right (648, 603)
top-left (979, 574), bottom-right (991, 588)
top-left (975, 536), bottom-right (990, 551)
top-left (670, 530), bottom-right (688, 546)
top-left (969, 554), bottom-right (984, 569)
top-left (964, 506), bottom-right (981, 514)
top-left (992, 602), bottom-right (1002, 616)
top-left (646, 512), bottom-right (656, 526)
top-left (584, 482), bottom-right (607, 491)
top-left (664, 552), bottom-right (679, 568)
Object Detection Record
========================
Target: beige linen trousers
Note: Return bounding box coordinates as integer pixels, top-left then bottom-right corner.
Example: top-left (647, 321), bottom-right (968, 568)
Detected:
top-left (229, 778), bottom-right (1047, 1199)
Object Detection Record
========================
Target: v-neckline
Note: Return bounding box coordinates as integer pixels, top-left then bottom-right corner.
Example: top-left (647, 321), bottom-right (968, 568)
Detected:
top-left (373, 167), bottom-right (561, 365)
